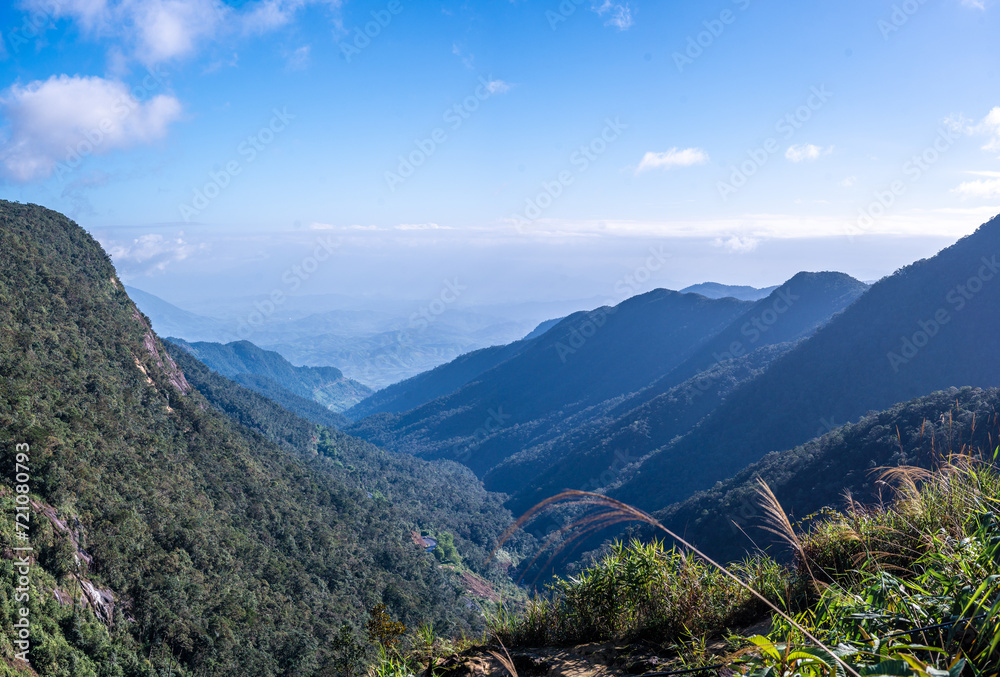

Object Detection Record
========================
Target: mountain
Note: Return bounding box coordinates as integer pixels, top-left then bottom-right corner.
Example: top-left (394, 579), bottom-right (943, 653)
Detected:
top-left (612, 214), bottom-right (1000, 514)
top-left (496, 341), bottom-right (796, 515)
top-left (125, 284), bottom-right (235, 343)
top-left (521, 317), bottom-right (564, 341)
top-left (488, 272), bottom-right (868, 511)
top-left (345, 332), bottom-right (546, 421)
top-left (0, 202), bottom-right (518, 675)
top-left (348, 290), bottom-right (756, 477)
top-left (679, 282), bottom-right (779, 300)
top-left (347, 272), bottom-right (868, 517)
top-left (658, 386), bottom-right (1000, 563)
top-left (126, 288), bottom-right (545, 390)
top-left (661, 272), bottom-right (869, 386)
top-left (167, 338), bottom-right (372, 414)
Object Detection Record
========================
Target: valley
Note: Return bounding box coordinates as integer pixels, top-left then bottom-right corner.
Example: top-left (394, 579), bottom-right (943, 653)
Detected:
top-left (4, 201), bottom-right (1000, 675)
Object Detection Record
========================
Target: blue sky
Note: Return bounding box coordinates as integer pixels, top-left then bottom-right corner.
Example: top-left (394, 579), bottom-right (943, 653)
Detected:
top-left (2, 0), bottom-right (1000, 307)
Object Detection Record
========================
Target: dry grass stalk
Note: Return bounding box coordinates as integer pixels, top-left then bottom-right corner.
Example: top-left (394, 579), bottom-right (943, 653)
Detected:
top-left (486, 643), bottom-right (518, 677)
top-left (492, 490), bottom-right (862, 677)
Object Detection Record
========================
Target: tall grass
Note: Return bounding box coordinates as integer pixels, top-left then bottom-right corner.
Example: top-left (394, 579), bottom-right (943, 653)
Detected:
top-left (489, 539), bottom-right (791, 647)
top-left (487, 453), bottom-right (1000, 675)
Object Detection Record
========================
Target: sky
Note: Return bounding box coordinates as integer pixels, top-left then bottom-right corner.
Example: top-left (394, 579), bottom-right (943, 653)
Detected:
top-left (2, 0), bottom-right (1000, 309)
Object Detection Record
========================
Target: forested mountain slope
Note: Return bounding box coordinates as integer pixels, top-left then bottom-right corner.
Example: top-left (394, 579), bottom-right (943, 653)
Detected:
top-left (0, 201), bottom-right (506, 676)
top-left (489, 272), bottom-right (867, 509)
top-left (163, 342), bottom-right (526, 583)
top-left (657, 386), bottom-right (1000, 563)
top-left (348, 291), bottom-right (754, 477)
top-left (614, 214), bottom-right (1000, 513)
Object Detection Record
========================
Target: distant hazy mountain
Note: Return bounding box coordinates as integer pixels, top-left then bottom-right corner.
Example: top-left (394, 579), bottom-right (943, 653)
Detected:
top-left (167, 338), bottom-right (372, 413)
top-left (680, 282), bottom-right (779, 300)
top-left (613, 214), bottom-right (1000, 514)
top-left (348, 272), bottom-right (868, 513)
top-left (127, 287), bottom-right (603, 389)
top-left (345, 319), bottom-right (563, 420)
top-left (487, 272), bottom-right (868, 511)
top-left (348, 290), bottom-right (755, 476)
top-left (126, 285), bottom-right (235, 342)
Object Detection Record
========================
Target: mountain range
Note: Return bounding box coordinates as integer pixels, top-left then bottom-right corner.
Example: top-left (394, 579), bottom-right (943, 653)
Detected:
top-left (343, 214), bottom-right (1000, 566)
top-left (6, 198), bottom-right (1000, 675)
top-left (347, 271), bottom-right (870, 516)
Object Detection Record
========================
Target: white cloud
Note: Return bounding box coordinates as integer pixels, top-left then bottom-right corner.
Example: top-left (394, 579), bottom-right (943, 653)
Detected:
top-left (635, 147), bottom-right (709, 174)
top-left (22, 0), bottom-right (227, 64)
top-left (131, 0), bottom-right (226, 63)
top-left (961, 0), bottom-right (986, 9)
top-left (954, 171), bottom-right (1000, 198)
top-left (840, 176), bottom-right (857, 188)
top-left (713, 235), bottom-right (759, 253)
top-left (591, 1), bottom-right (634, 30)
top-left (0, 75), bottom-right (182, 182)
top-left (785, 144), bottom-right (833, 163)
top-left (32, 0), bottom-right (112, 32)
top-left (20, 0), bottom-right (339, 64)
top-left (504, 211), bottom-right (979, 239)
top-left (106, 233), bottom-right (202, 273)
top-left (394, 223), bottom-right (453, 231)
top-left (946, 107), bottom-right (1000, 155)
top-left (452, 43), bottom-right (474, 70)
top-left (484, 79), bottom-right (511, 95)
top-left (978, 107), bottom-right (1000, 154)
top-left (243, 0), bottom-right (326, 32)
top-left (286, 44), bottom-right (310, 70)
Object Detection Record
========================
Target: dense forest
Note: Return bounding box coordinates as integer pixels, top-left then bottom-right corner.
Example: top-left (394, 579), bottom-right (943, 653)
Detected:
top-left (656, 385), bottom-right (1000, 562)
top-left (0, 201), bottom-right (516, 676)
top-left (614, 216), bottom-right (1000, 513)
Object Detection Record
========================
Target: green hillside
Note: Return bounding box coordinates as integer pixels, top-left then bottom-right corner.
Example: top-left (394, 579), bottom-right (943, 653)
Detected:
top-left (615, 215), bottom-right (1000, 513)
top-left (0, 201), bottom-right (510, 675)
